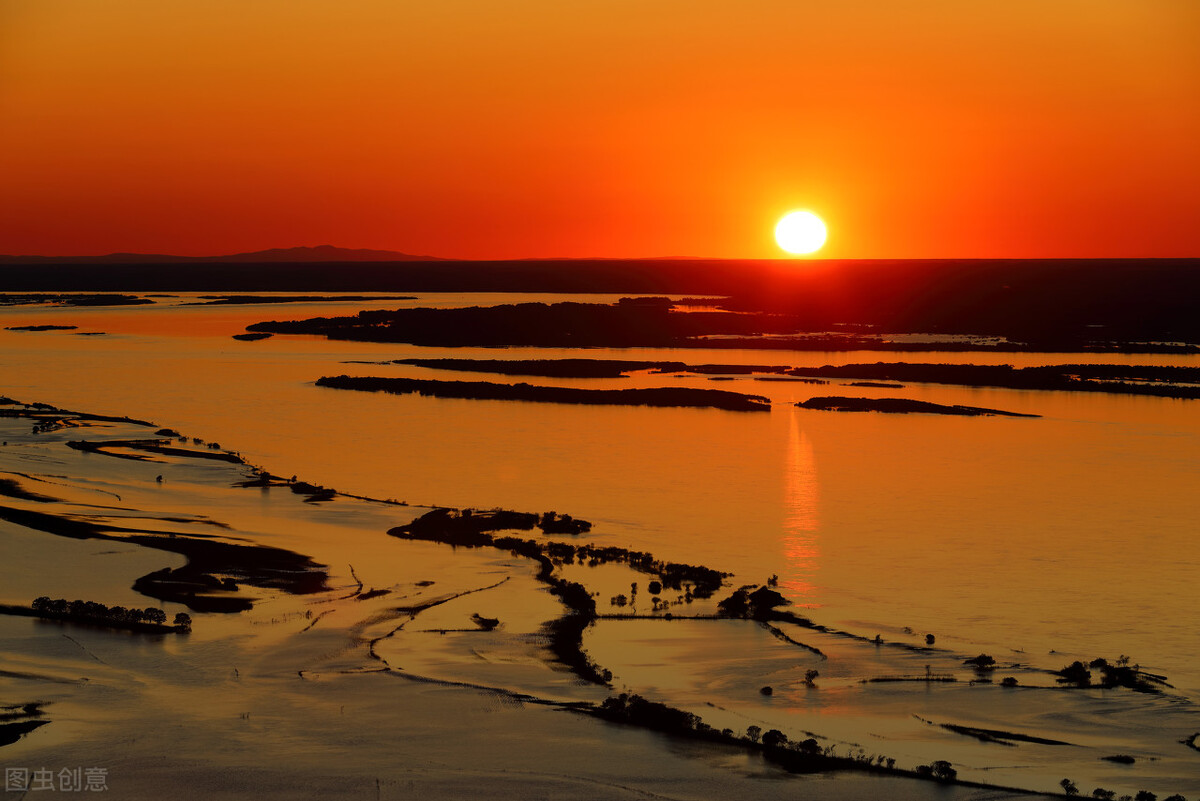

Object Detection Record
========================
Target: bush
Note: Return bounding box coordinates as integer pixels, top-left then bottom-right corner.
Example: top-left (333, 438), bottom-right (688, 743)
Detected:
top-left (964, 653), bottom-right (996, 669)
top-left (920, 760), bottom-right (957, 782)
top-left (1056, 661), bottom-right (1092, 687)
top-left (761, 729), bottom-right (788, 748)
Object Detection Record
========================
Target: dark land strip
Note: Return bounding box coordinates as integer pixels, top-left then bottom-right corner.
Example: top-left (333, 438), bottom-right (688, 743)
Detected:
top-left (0, 401), bottom-right (328, 612)
top-left (187, 294), bottom-right (416, 305)
top-left (5, 257), bottom-right (1199, 349)
top-left (0, 293), bottom-right (152, 307)
top-left (6, 324), bottom-right (78, 331)
top-left (242, 281), bottom-right (1200, 352)
top-left (363, 357), bottom-right (1200, 400)
top-left (0, 502), bottom-right (327, 613)
top-left (66, 438), bottom-right (245, 463)
top-left (0, 600), bottom-right (187, 635)
top-left (386, 357), bottom-right (690, 378)
top-left (914, 717), bottom-right (1073, 748)
top-left (0, 703), bottom-right (49, 749)
top-left (785, 362), bottom-right (1200, 400)
top-left (315, 375), bottom-right (771, 412)
top-left (796, 397), bottom-right (1039, 417)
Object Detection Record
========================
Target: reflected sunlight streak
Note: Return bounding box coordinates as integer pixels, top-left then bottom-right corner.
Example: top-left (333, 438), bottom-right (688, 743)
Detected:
top-left (782, 410), bottom-right (820, 603)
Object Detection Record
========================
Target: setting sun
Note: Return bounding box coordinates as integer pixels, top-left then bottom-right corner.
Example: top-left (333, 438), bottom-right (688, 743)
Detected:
top-left (775, 211), bottom-right (827, 255)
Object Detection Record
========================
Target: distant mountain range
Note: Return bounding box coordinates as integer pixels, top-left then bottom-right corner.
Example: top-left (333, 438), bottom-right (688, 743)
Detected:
top-left (0, 245), bottom-right (442, 264)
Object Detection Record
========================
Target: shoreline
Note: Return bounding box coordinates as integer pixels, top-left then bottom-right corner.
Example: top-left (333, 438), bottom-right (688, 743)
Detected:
top-left (0, 396), bottom-right (1190, 799)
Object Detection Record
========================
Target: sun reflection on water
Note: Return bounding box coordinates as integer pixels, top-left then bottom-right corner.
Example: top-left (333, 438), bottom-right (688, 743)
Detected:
top-left (782, 410), bottom-right (820, 605)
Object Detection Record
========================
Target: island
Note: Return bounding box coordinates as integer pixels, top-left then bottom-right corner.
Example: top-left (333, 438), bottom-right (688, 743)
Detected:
top-left (796, 396), bottom-right (1039, 417)
top-left (5, 324), bottom-right (78, 332)
top-left (0, 597), bottom-right (191, 634)
top-left (388, 357), bottom-right (688, 378)
top-left (0, 293), bottom-right (152, 307)
top-left (243, 287), bottom-right (1200, 353)
top-left (191, 294), bottom-right (416, 305)
top-left (785, 362), bottom-right (1200, 400)
top-left (315, 375), bottom-right (772, 412)
top-left (345, 356), bottom-right (1200, 399)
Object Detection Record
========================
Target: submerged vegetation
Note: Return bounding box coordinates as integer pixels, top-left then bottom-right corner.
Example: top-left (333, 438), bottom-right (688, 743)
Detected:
top-left (389, 507), bottom-right (729, 683)
top-left (0, 387), bottom-right (1193, 798)
top-left (591, 692), bottom-right (892, 777)
top-left (390, 508), bottom-right (726, 598)
top-left (1053, 657), bottom-right (1171, 692)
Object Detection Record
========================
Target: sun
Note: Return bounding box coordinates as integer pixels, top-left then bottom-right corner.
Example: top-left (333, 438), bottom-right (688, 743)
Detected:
top-left (775, 211), bottom-right (827, 255)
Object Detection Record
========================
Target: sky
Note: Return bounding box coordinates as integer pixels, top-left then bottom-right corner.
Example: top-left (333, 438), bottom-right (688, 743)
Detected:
top-left (2, 1), bottom-right (1198, 259)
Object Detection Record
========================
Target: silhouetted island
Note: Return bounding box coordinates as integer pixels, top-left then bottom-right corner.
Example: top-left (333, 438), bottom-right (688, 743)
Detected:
top-left (248, 300), bottom-right (773, 347)
top-left (390, 357), bottom-right (688, 378)
top-left (1052, 657), bottom-right (1170, 692)
top-left (247, 299), bottom-right (1048, 352)
top-left (171, 255), bottom-right (1200, 352)
top-left (66, 438), bottom-right (245, 463)
top-left (382, 357), bottom-right (827, 379)
top-left (786, 362), bottom-right (1200, 400)
top-left (4, 257), bottom-right (1197, 348)
top-left (389, 507), bottom-right (728, 684)
top-left (354, 357), bottom-right (1200, 399)
top-left (0, 293), bottom-right (152, 307)
top-left (0, 400), bottom-right (329, 613)
top-left (0, 703), bottom-right (48, 748)
top-left (191, 294), bottom-right (416, 305)
top-left (0, 597), bottom-right (191, 634)
top-left (5, 324), bottom-right (78, 332)
top-left (0, 500), bottom-right (328, 613)
top-left (315, 375), bottom-right (771, 412)
top-left (796, 397), bottom-right (1038, 417)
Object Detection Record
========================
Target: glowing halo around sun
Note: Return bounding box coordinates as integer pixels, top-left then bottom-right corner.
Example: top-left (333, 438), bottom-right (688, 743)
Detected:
top-left (775, 211), bottom-right (827, 255)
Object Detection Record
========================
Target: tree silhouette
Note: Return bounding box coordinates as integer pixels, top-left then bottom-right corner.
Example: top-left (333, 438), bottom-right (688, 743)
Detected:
top-left (761, 729), bottom-right (788, 748)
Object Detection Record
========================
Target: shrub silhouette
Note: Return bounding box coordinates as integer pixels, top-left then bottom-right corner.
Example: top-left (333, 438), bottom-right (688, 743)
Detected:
top-left (1056, 661), bottom-right (1092, 687)
top-left (761, 729), bottom-right (788, 748)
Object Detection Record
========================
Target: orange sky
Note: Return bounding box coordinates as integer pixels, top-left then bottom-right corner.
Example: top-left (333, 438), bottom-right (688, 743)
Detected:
top-left (2, 1), bottom-right (1198, 259)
